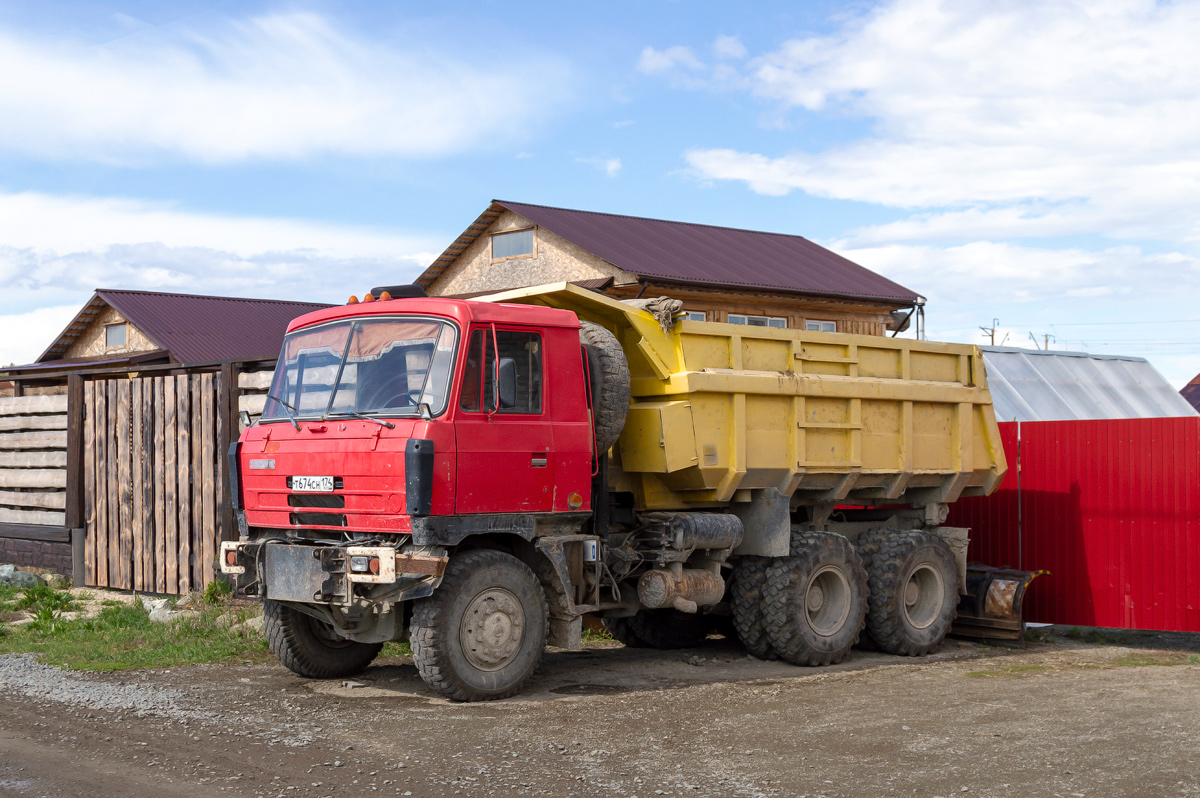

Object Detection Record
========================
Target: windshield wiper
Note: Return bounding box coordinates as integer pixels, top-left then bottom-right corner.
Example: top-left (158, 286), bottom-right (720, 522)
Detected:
top-left (335, 410), bottom-right (395, 429)
top-left (266, 393), bottom-right (301, 431)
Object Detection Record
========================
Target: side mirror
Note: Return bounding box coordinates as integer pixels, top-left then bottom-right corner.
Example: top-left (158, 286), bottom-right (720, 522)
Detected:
top-left (239, 410), bottom-right (253, 429)
top-left (496, 357), bottom-right (517, 410)
top-left (418, 402), bottom-right (433, 421)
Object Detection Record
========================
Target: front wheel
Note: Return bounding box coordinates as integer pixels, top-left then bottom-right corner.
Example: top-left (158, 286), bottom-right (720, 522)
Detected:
top-left (263, 599), bottom-right (382, 679)
top-left (410, 549), bottom-right (548, 701)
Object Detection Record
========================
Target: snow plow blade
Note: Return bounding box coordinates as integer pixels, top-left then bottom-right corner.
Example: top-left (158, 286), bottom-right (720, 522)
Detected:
top-left (951, 565), bottom-right (1047, 641)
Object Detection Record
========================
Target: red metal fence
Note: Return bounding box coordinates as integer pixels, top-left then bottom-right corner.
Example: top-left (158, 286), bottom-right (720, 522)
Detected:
top-left (948, 417), bottom-right (1200, 632)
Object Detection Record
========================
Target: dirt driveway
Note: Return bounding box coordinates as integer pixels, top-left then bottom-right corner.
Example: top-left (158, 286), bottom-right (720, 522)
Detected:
top-left (3, 632), bottom-right (1199, 798)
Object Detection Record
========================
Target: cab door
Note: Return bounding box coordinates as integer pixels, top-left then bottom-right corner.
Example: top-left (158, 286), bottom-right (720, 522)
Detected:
top-left (453, 326), bottom-right (553, 514)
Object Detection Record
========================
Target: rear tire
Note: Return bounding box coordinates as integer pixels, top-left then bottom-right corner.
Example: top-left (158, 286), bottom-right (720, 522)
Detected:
top-left (409, 550), bottom-right (548, 702)
top-left (862, 529), bottom-right (959, 656)
top-left (602, 616), bottom-right (646, 648)
top-left (763, 532), bottom-right (868, 666)
top-left (579, 321), bottom-right (630, 453)
top-left (730, 557), bottom-right (778, 660)
top-left (263, 599), bottom-right (382, 679)
top-left (627, 609), bottom-right (711, 649)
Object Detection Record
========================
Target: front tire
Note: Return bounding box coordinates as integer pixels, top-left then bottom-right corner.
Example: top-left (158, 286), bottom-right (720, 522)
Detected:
top-left (263, 599), bottom-right (382, 679)
top-left (861, 529), bottom-right (959, 656)
top-left (410, 550), bottom-right (548, 702)
top-left (763, 532), bottom-right (868, 667)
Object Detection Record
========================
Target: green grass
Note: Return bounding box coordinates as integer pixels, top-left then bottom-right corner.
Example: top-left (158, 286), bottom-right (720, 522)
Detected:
top-left (1188, 654), bottom-right (1200, 664)
top-left (967, 663), bottom-right (1048, 677)
top-left (0, 584), bottom-right (271, 671)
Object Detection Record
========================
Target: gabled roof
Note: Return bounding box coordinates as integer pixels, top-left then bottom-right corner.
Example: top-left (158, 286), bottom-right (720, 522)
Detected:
top-left (37, 289), bottom-right (332, 365)
top-left (419, 200), bottom-right (921, 306)
top-left (1182, 373), bottom-right (1200, 413)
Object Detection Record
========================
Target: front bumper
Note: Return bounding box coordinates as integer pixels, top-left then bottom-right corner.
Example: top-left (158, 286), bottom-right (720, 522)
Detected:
top-left (219, 540), bottom-right (447, 604)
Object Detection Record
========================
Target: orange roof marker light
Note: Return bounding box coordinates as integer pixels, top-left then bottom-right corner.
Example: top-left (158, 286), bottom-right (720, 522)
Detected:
top-left (347, 296), bottom-right (359, 305)
top-left (378, 291), bottom-right (392, 301)
top-left (362, 292), bottom-right (376, 302)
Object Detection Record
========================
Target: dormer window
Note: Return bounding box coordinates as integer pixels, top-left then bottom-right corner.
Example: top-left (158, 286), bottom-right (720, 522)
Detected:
top-left (105, 323), bottom-right (127, 349)
top-left (491, 228), bottom-right (535, 261)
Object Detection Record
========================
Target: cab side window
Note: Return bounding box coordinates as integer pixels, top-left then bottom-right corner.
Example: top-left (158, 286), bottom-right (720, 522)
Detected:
top-left (458, 329), bottom-right (543, 414)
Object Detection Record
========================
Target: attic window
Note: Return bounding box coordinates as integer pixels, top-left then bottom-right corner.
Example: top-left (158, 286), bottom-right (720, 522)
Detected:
top-left (105, 323), bottom-right (128, 349)
top-left (491, 228), bottom-right (535, 261)
top-left (806, 320), bottom-right (837, 333)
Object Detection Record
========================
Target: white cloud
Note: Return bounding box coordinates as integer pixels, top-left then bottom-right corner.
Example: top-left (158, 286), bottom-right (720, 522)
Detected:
top-left (714, 35), bottom-right (747, 59)
top-left (575, 157), bottom-right (623, 178)
top-left (0, 305), bottom-right (79, 367)
top-left (637, 45), bottom-right (704, 74)
top-left (0, 12), bottom-right (568, 163)
top-left (838, 240), bottom-right (1200, 308)
top-left (0, 190), bottom-right (437, 317)
top-left (683, 0), bottom-right (1200, 245)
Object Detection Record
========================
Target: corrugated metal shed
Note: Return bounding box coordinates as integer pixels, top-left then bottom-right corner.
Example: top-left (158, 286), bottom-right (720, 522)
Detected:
top-left (949, 417), bottom-right (1200, 632)
top-left (982, 346), bottom-right (1198, 422)
top-left (420, 200), bottom-right (922, 305)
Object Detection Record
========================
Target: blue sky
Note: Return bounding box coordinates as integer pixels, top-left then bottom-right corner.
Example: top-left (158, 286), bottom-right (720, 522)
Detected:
top-left (3, 0), bottom-right (1200, 387)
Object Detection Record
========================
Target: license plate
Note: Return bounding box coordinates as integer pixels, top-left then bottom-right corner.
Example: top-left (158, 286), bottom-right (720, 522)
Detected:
top-left (292, 475), bottom-right (334, 492)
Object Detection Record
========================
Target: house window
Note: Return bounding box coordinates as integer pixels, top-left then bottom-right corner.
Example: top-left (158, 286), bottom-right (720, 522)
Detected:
top-left (806, 321), bottom-right (837, 333)
top-left (105, 323), bottom-right (127, 349)
top-left (728, 314), bottom-right (786, 329)
top-left (683, 311), bottom-right (706, 322)
top-left (491, 229), bottom-right (535, 261)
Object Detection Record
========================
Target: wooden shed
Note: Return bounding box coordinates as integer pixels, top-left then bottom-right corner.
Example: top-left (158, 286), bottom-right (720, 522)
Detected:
top-left (0, 289), bottom-right (329, 592)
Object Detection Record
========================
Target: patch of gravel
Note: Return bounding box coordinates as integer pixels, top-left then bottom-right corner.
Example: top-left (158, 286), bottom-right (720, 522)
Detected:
top-left (0, 654), bottom-right (212, 720)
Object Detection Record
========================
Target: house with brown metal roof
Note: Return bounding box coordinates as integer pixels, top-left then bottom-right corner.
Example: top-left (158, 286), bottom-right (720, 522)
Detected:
top-left (418, 200), bottom-right (923, 336)
top-left (5, 289), bottom-right (330, 387)
top-left (1182, 372), bottom-right (1200, 413)
top-left (0, 289), bottom-right (329, 581)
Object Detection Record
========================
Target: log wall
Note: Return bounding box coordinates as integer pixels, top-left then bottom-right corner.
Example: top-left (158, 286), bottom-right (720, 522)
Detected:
top-left (0, 395), bottom-right (69, 526)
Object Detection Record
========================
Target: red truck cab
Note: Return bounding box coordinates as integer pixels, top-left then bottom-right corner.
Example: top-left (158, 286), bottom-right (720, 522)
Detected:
top-left (237, 295), bottom-right (594, 536)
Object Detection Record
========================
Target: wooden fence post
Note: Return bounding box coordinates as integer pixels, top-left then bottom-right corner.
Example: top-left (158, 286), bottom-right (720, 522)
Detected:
top-left (65, 374), bottom-right (84, 531)
top-left (217, 362), bottom-right (236, 543)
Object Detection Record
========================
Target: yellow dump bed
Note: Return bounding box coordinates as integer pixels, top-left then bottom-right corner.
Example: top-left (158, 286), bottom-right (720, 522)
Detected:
top-left (479, 283), bottom-right (1007, 511)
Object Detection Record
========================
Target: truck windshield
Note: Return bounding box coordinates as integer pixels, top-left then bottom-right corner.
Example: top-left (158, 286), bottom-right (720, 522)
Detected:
top-left (262, 318), bottom-right (458, 421)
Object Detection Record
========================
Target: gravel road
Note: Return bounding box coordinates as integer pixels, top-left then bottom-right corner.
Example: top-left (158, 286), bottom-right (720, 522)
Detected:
top-left (3, 633), bottom-right (1199, 798)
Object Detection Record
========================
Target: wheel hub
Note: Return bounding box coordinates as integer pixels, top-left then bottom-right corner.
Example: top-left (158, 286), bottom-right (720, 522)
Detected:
top-left (804, 565), bottom-right (852, 637)
top-left (460, 588), bottom-right (525, 671)
top-left (902, 563), bottom-right (945, 630)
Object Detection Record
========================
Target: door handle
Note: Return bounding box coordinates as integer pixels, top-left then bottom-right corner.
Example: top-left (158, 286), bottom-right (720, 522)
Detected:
top-left (531, 454), bottom-right (548, 468)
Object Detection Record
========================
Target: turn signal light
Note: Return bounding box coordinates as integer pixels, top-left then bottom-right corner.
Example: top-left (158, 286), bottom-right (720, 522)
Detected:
top-left (224, 550), bottom-right (238, 566)
top-left (378, 291), bottom-right (392, 301)
top-left (347, 296), bottom-right (359, 304)
top-left (362, 292), bottom-right (376, 302)
top-left (349, 556), bottom-right (382, 574)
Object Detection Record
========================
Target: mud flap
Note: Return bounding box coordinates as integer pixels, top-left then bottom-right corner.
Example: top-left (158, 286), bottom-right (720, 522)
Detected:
top-left (951, 565), bottom-right (1048, 641)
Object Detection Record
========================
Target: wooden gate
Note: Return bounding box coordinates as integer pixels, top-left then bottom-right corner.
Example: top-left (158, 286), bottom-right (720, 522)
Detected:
top-left (83, 373), bottom-right (226, 594)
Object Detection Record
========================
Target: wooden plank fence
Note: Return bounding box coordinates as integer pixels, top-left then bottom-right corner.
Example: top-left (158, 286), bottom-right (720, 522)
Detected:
top-left (83, 373), bottom-right (226, 593)
top-left (0, 394), bottom-right (69, 526)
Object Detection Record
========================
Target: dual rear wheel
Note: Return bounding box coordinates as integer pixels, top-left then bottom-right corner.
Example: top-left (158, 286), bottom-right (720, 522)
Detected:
top-left (730, 529), bottom-right (959, 664)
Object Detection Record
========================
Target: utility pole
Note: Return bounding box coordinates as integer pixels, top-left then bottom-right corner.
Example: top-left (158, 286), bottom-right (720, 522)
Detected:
top-left (980, 318), bottom-right (999, 346)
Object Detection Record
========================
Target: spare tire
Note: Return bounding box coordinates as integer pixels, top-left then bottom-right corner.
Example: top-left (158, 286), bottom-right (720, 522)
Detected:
top-left (579, 321), bottom-right (630, 454)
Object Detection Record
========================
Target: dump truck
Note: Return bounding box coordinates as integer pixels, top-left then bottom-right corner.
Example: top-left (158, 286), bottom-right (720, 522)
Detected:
top-left (222, 282), bottom-right (1008, 701)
